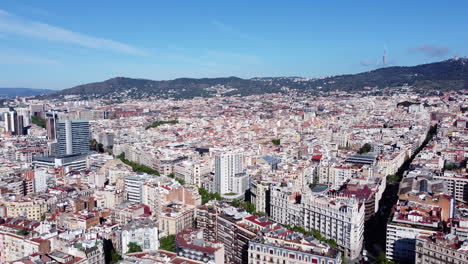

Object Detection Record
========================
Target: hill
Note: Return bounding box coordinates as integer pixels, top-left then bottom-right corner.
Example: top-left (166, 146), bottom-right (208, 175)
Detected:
top-left (42, 58), bottom-right (468, 99)
top-left (43, 76), bottom-right (280, 100)
top-left (306, 58), bottom-right (468, 92)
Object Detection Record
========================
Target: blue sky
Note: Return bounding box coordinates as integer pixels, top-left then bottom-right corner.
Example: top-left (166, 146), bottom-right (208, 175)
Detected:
top-left (0, 1), bottom-right (467, 89)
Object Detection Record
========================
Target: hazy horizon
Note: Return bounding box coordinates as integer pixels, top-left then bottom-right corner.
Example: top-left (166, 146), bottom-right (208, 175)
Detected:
top-left (1, 1), bottom-right (467, 89)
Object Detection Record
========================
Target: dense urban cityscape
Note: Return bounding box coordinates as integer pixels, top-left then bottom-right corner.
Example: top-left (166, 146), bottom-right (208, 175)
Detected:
top-left (1, 2), bottom-right (468, 264)
top-left (0, 88), bottom-right (465, 264)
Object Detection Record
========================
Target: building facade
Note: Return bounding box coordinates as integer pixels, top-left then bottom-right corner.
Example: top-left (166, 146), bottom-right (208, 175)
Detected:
top-left (415, 233), bottom-right (468, 264)
top-left (214, 151), bottom-right (243, 194)
top-left (121, 218), bottom-right (159, 254)
top-left (270, 186), bottom-right (365, 260)
top-left (175, 228), bottom-right (225, 264)
top-left (57, 120), bottom-right (90, 156)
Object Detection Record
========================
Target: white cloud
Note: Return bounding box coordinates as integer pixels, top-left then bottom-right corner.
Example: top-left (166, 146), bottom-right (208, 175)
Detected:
top-left (212, 20), bottom-right (233, 32)
top-left (211, 19), bottom-right (252, 40)
top-left (0, 9), bottom-right (146, 55)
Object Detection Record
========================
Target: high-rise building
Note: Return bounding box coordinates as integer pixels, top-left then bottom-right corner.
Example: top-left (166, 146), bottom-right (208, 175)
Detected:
top-left (17, 107), bottom-right (31, 127)
top-left (3, 111), bottom-right (25, 135)
top-left (124, 175), bottom-right (147, 203)
top-left (33, 169), bottom-right (49, 193)
top-left (196, 203), bottom-right (257, 264)
top-left (3, 111), bottom-right (12, 133)
top-left (56, 120), bottom-right (90, 156)
top-left (15, 114), bottom-right (25, 135)
top-left (29, 104), bottom-right (45, 116)
top-left (46, 114), bottom-right (58, 140)
top-left (214, 151), bottom-right (243, 194)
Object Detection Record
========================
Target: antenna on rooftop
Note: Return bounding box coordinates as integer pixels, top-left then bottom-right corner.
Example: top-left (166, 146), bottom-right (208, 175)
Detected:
top-left (382, 46), bottom-right (387, 66)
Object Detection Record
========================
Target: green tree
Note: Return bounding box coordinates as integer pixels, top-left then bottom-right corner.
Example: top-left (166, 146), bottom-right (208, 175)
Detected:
top-left (212, 192), bottom-right (222, 201)
top-left (146, 120), bottom-right (178, 130)
top-left (377, 252), bottom-right (396, 264)
top-left (198, 187), bottom-right (222, 204)
top-left (98, 143), bottom-right (105, 153)
top-left (242, 202), bottom-right (256, 214)
top-left (358, 143), bottom-right (372, 154)
top-left (16, 228), bottom-right (30, 236)
top-left (31, 115), bottom-right (46, 128)
top-left (444, 163), bottom-right (458, 171)
top-left (254, 211), bottom-right (268, 217)
top-left (325, 238), bottom-right (337, 247)
top-left (127, 242), bottom-right (142, 253)
top-left (110, 249), bottom-right (122, 263)
top-left (198, 187), bottom-right (210, 204)
top-left (159, 235), bottom-right (176, 252)
top-left (386, 174), bottom-right (400, 184)
top-left (175, 178), bottom-right (185, 185)
top-left (271, 139), bottom-right (281, 145)
top-left (90, 139), bottom-right (97, 149)
top-left (231, 200), bottom-right (240, 207)
top-left (117, 153), bottom-right (160, 176)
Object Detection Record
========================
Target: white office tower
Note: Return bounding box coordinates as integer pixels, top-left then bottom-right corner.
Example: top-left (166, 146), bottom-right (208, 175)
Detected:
top-left (17, 107), bottom-right (31, 126)
top-left (57, 120), bottom-right (90, 156)
top-left (125, 174), bottom-right (153, 203)
top-left (3, 111), bottom-right (24, 135)
top-left (3, 112), bottom-right (12, 132)
top-left (214, 150), bottom-right (243, 194)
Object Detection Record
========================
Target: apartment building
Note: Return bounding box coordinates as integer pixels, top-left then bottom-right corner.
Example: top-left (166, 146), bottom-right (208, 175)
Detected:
top-left (250, 180), bottom-right (270, 214)
top-left (214, 150), bottom-right (243, 195)
top-left (121, 218), bottom-right (159, 254)
top-left (433, 171), bottom-right (468, 203)
top-left (385, 173), bottom-right (450, 263)
top-left (175, 228), bottom-right (225, 264)
top-left (124, 173), bottom-right (153, 203)
top-left (248, 230), bottom-right (342, 264)
top-left (415, 233), bottom-right (468, 264)
top-left (110, 202), bottom-right (146, 225)
top-left (196, 203), bottom-right (257, 264)
top-left (0, 218), bottom-right (51, 263)
top-left (159, 202), bottom-right (194, 235)
top-left (270, 185), bottom-right (365, 260)
top-left (0, 198), bottom-right (48, 221)
top-left (173, 160), bottom-right (211, 187)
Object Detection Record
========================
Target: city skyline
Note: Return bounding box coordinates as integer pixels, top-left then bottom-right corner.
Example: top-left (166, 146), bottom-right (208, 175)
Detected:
top-left (0, 2), bottom-right (467, 264)
top-left (1, 0), bottom-right (468, 89)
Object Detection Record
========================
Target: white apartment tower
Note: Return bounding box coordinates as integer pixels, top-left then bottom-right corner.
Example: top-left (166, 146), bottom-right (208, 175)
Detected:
top-left (33, 169), bottom-right (49, 193)
top-left (124, 175), bottom-right (148, 203)
top-left (214, 151), bottom-right (243, 194)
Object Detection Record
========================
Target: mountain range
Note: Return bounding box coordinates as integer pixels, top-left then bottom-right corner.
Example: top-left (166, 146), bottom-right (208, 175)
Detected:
top-left (35, 58), bottom-right (468, 100)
